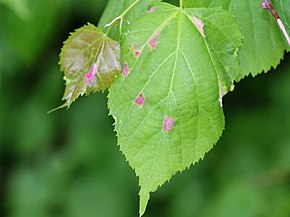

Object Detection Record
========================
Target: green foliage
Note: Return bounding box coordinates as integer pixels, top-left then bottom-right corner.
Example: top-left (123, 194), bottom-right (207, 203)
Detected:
top-left (56, 23), bottom-right (120, 109)
top-left (183, 0), bottom-right (289, 77)
top-left (51, 0), bottom-right (290, 216)
top-left (108, 2), bottom-right (242, 215)
top-left (98, 0), bottom-right (161, 40)
top-left (1, 0), bottom-right (290, 216)
top-left (0, 0), bottom-right (31, 20)
top-left (0, 0), bottom-right (61, 64)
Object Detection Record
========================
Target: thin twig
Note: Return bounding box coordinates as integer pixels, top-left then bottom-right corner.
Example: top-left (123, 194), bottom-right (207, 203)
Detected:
top-left (262, 0), bottom-right (290, 46)
top-left (104, 16), bottom-right (122, 28)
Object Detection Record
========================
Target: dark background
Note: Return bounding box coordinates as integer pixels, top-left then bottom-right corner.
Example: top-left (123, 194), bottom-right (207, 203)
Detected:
top-left (1, 0), bottom-right (290, 216)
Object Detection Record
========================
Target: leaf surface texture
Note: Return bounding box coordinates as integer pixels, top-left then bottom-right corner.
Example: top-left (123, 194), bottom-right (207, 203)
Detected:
top-left (108, 3), bottom-right (242, 215)
top-left (59, 23), bottom-right (120, 109)
top-left (184, 0), bottom-right (290, 77)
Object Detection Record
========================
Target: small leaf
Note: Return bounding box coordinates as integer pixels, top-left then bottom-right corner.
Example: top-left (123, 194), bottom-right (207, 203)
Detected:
top-left (183, 0), bottom-right (289, 78)
top-left (58, 23), bottom-right (120, 109)
top-left (108, 3), bottom-right (242, 216)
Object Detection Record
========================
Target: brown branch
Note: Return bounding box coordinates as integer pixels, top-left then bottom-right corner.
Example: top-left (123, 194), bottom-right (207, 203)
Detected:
top-left (262, 0), bottom-right (290, 46)
top-left (262, 0), bottom-right (280, 20)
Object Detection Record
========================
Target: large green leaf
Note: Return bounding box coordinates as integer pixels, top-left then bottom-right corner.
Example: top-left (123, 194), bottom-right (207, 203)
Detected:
top-left (58, 23), bottom-right (120, 109)
top-left (108, 3), bottom-right (242, 216)
top-left (183, 0), bottom-right (289, 78)
top-left (98, 0), bottom-right (161, 40)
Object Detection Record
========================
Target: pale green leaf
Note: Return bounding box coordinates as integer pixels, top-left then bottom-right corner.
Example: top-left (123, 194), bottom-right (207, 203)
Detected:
top-left (183, 0), bottom-right (289, 78)
top-left (58, 23), bottom-right (120, 109)
top-left (108, 3), bottom-right (242, 216)
top-left (98, 0), bottom-right (161, 40)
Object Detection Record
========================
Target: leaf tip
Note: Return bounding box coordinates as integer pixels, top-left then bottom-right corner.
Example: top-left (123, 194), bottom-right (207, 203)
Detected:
top-left (139, 190), bottom-right (150, 217)
top-left (47, 103), bottom-right (69, 114)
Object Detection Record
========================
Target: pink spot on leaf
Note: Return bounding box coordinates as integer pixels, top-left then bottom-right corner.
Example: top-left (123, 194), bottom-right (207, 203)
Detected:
top-left (148, 7), bottom-right (156, 13)
top-left (163, 116), bottom-right (175, 132)
top-left (192, 16), bottom-right (205, 37)
top-left (85, 63), bottom-right (97, 86)
top-left (261, 2), bottom-right (267, 9)
top-left (123, 63), bottom-right (129, 77)
top-left (148, 30), bottom-right (160, 49)
top-left (131, 44), bottom-right (141, 57)
top-left (134, 92), bottom-right (145, 108)
top-left (134, 51), bottom-right (141, 57)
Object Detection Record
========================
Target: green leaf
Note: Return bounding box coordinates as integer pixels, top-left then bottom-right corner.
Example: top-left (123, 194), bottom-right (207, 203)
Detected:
top-left (108, 3), bottom-right (242, 216)
top-left (183, 0), bottom-right (228, 9)
top-left (57, 23), bottom-right (120, 109)
top-left (98, 0), bottom-right (161, 40)
top-left (183, 0), bottom-right (289, 78)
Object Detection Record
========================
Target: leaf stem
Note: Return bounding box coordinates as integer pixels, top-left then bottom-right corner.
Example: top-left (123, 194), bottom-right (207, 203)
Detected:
top-left (105, 0), bottom-right (141, 36)
top-left (179, 0), bottom-right (184, 8)
top-left (262, 0), bottom-right (290, 46)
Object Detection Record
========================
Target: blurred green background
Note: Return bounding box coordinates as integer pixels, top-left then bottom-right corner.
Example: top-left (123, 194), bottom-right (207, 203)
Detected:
top-left (0, 0), bottom-right (290, 217)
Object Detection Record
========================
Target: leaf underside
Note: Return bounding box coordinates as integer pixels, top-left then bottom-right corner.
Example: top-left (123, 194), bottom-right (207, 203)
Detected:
top-left (184, 0), bottom-right (290, 78)
top-left (108, 3), bottom-right (242, 216)
top-left (57, 23), bottom-right (121, 110)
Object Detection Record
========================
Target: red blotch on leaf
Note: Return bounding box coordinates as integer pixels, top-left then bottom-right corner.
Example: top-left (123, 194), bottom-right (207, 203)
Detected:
top-left (134, 51), bottom-right (141, 57)
top-left (131, 44), bottom-right (141, 57)
top-left (123, 63), bottom-right (129, 77)
top-left (148, 7), bottom-right (156, 12)
top-left (261, 2), bottom-right (267, 9)
top-left (85, 63), bottom-right (97, 86)
top-left (163, 116), bottom-right (175, 132)
top-left (148, 30), bottom-right (160, 49)
top-left (134, 92), bottom-right (145, 107)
